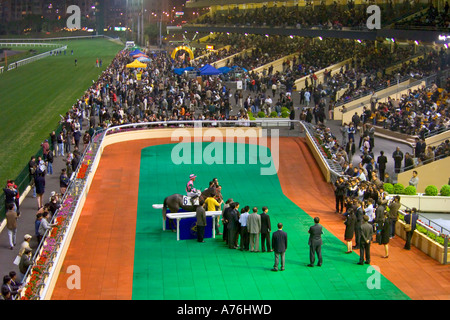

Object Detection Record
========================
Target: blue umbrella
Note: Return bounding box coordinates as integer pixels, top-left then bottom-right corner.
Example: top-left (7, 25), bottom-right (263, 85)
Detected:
top-left (218, 66), bottom-right (232, 74)
top-left (137, 56), bottom-right (151, 62)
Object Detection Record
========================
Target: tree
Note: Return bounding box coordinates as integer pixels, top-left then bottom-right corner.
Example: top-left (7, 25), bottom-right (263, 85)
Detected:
top-left (145, 22), bottom-right (166, 46)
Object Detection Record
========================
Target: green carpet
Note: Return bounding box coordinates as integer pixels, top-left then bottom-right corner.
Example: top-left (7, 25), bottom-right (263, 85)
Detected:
top-left (133, 142), bottom-right (409, 300)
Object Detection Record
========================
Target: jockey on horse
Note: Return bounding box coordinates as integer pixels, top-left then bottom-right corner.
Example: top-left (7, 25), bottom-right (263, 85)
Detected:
top-left (186, 174), bottom-right (201, 201)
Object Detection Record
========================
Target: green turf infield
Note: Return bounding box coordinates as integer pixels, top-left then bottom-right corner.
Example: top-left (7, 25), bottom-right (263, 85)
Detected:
top-left (133, 142), bottom-right (409, 300)
top-left (0, 37), bottom-right (123, 187)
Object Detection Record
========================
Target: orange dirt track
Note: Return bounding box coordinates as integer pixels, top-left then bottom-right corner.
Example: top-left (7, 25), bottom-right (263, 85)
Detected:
top-left (51, 137), bottom-right (450, 300)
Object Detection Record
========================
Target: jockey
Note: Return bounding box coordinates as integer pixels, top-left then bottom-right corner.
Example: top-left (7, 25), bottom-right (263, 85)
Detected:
top-left (186, 174), bottom-right (198, 198)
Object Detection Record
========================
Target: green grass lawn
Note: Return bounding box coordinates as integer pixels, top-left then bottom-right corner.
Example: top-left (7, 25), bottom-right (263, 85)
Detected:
top-left (0, 37), bottom-right (123, 189)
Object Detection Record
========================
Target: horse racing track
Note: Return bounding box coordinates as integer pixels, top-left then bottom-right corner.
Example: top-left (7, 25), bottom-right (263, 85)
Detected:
top-left (48, 133), bottom-right (446, 300)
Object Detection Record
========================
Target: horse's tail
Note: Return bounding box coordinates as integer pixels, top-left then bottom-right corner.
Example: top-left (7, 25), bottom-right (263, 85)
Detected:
top-left (162, 197), bottom-right (167, 220)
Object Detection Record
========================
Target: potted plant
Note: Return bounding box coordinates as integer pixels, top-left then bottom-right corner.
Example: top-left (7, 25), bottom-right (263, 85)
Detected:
top-left (393, 183), bottom-right (405, 195)
top-left (404, 185), bottom-right (416, 195)
top-left (424, 185), bottom-right (438, 196)
top-left (440, 185), bottom-right (450, 196)
top-left (383, 183), bottom-right (394, 194)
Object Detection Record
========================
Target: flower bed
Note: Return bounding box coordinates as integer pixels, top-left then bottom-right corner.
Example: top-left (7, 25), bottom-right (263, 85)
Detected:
top-left (20, 131), bottom-right (104, 299)
top-left (21, 195), bottom-right (75, 300)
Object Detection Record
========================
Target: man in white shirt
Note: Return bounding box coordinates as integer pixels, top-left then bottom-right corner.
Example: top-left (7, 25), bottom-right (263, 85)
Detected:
top-left (364, 199), bottom-right (375, 223)
top-left (358, 168), bottom-right (367, 182)
top-left (239, 206), bottom-right (250, 251)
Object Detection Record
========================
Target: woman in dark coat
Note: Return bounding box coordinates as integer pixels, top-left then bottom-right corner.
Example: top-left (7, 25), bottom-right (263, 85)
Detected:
top-left (34, 171), bottom-right (46, 210)
top-left (380, 212), bottom-right (391, 258)
top-left (305, 108), bottom-right (313, 123)
top-left (344, 208), bottom-right (356, 253)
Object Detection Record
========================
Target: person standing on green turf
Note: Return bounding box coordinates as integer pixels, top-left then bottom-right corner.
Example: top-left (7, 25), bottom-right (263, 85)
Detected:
top-left (358, 215), bottom-right (373, 265)
top-left (247, 207), bottom-right (261, 252)
top-left (271, 223), bottom-right (287, 271)
top-left (196, 199), bottom-right (206, 243)
top-left (307, 217), bottom-right (323, 267)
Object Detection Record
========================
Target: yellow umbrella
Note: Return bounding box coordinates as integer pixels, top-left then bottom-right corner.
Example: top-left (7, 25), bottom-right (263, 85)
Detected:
top-left (126, 59), bottom-right (147, 68)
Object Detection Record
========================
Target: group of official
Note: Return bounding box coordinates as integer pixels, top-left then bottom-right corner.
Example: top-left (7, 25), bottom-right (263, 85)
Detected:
top-left (195, 195), bottom-right (326, 271)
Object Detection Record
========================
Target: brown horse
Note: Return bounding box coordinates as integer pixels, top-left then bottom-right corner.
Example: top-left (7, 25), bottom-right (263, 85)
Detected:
top-left (162, 187), bottom-right (216, 231)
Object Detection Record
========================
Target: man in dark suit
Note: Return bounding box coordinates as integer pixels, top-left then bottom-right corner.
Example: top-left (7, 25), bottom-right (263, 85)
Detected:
top-left (414, 138), bottom-right (426, 158)
top-left (376, 151), bottom-right (387, 182)
top-left (388, 195), bottom-right (401, 238)
top-left (358, 215), bottom-right (374, 265)
top-left (392, 147), bottom-right (403, 174)
top-left (260, 206), bottom-right (272, 252)
top-left (227, 202), bottom-right (240, 249)
top-left (221, 199), bottom-right (233, 244)
top-left (307, 217), bottom-right (323, 267)
top-left (196, 199), bottom-right (206, 243)
top-left (289, 106), bottom-right (295, 130)
top-left (404, 207), bottom-right (419, 250)
top-left (271, 223), bottom-right (287, 271)
top-left (353, 200), bottom-right (364, 250)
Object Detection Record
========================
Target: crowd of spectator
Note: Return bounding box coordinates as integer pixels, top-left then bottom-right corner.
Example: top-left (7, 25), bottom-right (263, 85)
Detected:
top-left (191, 46), bottom-right (244, 68)
top-left (375, 80), bottom-right (450, 136)
top-left (332, 46), bottom-right (449, 106)
top-left (309, 75), bottom-right (449, 181)
top-left (194, 1), bottom-right (427, 30)
top-left (394, 2), bottom-right (449, 30)
top-left (2, 20), bottom-right (449, 298)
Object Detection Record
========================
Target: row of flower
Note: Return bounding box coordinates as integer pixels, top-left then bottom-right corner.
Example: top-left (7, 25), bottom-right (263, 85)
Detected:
top-left (21, 195), bottom-right (76, 299)
top-left (314, 136), bottom-right (333, 160)
top-left (20, 138), bottom-right (101, 299)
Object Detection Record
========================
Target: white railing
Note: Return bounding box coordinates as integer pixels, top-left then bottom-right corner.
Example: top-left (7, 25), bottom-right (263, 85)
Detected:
top-left (0, 42), bottom-right (60, 47)
top-left (5, 45), bottom-right (67, 71)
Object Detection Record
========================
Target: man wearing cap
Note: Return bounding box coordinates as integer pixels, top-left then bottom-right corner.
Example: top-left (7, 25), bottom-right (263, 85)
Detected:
top-left (186, 174), bottom-right (199, 198)
top-left (3, 183), bottom-right (18, 212)
top-left (19, 234), bottom-right (32, 257)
